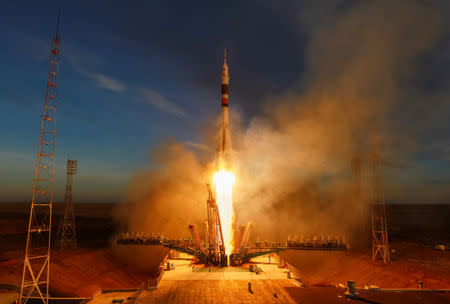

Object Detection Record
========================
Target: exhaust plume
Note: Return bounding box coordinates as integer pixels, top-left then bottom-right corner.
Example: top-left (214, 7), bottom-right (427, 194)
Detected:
top-left (114, 0), bottom-right (447, 259)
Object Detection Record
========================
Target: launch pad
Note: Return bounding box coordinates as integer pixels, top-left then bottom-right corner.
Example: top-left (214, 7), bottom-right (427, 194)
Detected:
top-left (115, 183), bottom-right (346, 267)
top-left (88, 254), bottom-right (303, 304)
top-left (114, 51), bottom-right (347, 267)
top-left (116, 232), bottom-right (347, 267)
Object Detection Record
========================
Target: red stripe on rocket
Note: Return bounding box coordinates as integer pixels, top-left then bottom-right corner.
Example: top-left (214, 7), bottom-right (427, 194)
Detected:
top-left (221, 49), bottom-right (229, 106)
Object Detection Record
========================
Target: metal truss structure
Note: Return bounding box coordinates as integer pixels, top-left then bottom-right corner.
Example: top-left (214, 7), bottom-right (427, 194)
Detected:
top-left (57, 160), bottom-right (78, 249)
top-left (370, 128), bottom-right (390, 263)
top-left (115, 183), bottom-right (347, 267)
top-left (19, 12), bottom-right (61, 304)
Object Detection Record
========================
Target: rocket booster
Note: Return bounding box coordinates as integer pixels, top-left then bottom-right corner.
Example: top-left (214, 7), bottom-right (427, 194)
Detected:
top-left (217, 49), bottom-right (232, 170)
top-left (221, 49), bottom-right (229, 106)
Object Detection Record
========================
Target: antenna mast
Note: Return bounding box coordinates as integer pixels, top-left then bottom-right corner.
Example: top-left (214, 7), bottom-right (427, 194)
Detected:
top-left (19, 10), bottom-right (62, 304)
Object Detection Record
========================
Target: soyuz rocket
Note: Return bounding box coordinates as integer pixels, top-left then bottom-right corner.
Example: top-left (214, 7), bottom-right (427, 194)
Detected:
top-left (217, 49), bottom-right (232, 170)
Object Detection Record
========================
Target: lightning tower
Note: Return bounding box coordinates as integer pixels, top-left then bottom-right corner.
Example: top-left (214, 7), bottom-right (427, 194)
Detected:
top-left (369, 127), bottom-right (390, 263)
top-left (57, 159), bottom-right (78, 249)
top-left (19, 11), bottom-right (61, 304)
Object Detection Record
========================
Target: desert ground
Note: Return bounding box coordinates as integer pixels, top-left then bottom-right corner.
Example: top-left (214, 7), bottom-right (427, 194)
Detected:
top-left (0, 202), bottom-right (449, 303)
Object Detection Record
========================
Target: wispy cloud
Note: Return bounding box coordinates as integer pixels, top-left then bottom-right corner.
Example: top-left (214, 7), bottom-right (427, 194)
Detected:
top-left (140, 88), bottom-right (187, 117)
top-left (64, 46), bottom-right (127, 93)
top-left (77, 67), bottom-right (127, 93)
top-left (64, 44), bottom-right (184, 115)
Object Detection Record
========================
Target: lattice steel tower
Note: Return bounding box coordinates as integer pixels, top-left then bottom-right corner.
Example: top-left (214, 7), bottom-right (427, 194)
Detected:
top-left (369, 127), bottom-right (390, 263)
top-left (19, 12), bottom-right (61, 304)
top-left (57, 160), bottom-right (78, 249)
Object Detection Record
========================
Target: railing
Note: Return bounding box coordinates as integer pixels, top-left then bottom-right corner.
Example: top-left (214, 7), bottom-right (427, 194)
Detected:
top-left (273, 253), bottom-right (302, 281)
top-left (148, 254), bottom-right (168, 290)
top-left (116, 232), bottom-right (347, 251)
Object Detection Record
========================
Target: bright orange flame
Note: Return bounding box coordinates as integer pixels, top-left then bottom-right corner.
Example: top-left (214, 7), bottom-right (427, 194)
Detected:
top-left (213, 169), bottom-right (235, 255)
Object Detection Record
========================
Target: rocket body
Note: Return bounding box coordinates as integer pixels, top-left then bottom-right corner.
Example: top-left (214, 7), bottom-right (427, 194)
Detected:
top-left (221, 51), bottom-right (229, 106)
top-left (217, 51), bottom-right (232, 170)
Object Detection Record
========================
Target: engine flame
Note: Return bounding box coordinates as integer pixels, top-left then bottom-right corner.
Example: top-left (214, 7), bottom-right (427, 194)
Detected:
top-left (213, 169), bottom-right (235, 255)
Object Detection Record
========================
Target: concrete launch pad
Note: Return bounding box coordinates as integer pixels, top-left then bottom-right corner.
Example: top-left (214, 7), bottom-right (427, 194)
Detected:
top-left (88, 255), bottom-right (300, 304)
top-left (162, 256), bottom-right (290, 281)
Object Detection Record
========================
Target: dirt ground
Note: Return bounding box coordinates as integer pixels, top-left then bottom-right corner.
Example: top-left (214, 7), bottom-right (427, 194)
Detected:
top-left (280, 242), bottom-right (450, 289)
top-left (0, 202), bottom-right (167, 296)
top-left (0, 247), bottom-right (168, 297)
top-left (286, 286), bottom-right (450, 304)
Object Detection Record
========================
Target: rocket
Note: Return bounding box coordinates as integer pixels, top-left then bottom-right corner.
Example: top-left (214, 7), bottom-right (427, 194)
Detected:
top-left (217, 49), bottom-right (232, 170)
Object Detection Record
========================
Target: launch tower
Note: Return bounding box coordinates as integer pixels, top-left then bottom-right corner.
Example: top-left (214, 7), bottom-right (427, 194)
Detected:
top-left (19, 11), bottom-right (61, 304)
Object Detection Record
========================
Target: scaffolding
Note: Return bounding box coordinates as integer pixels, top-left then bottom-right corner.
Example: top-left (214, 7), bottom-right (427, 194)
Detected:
top-left (19, 11), bottom-right (61, 304)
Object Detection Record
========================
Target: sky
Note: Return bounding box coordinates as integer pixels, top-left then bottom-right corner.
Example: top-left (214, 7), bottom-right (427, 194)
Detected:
top-left (0, 0), bottom-right (449, 203)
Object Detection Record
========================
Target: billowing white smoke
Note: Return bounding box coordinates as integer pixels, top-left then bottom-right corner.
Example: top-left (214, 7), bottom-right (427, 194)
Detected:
top-left (114, 0), bottom-right (447, 258)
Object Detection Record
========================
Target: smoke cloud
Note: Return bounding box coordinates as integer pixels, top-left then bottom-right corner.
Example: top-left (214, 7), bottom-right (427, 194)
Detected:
top-left (114, 140), bottom-right (214, 238)
top-left (114, 0), bottom-right (447, 250)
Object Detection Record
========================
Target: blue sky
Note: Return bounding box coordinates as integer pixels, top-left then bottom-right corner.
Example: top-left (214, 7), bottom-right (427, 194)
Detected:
top-left (0, 0), bottom-right (449, 202)
top-left (0, 1), bottom-right (300, 201)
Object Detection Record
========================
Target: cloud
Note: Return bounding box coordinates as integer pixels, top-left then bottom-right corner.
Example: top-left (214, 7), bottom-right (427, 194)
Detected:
top-left (64, 47), bottom-right (127, 93)
top-left (88, 72), bottom-right (127, 92)
top-left (140, 88), bottom-right (187, 117)
top-left (77, 67), bottom-right (127, 93)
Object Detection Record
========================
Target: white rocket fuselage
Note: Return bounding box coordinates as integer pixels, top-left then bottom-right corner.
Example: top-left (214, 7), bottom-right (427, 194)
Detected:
top-left (217, 52), bottom-right (232, 170)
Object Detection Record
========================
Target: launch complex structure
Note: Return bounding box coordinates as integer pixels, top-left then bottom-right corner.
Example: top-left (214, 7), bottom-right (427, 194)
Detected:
top-left (19, 13), bottom-right (61, 304)
top-left (116, 51), bottom-right (347, 266)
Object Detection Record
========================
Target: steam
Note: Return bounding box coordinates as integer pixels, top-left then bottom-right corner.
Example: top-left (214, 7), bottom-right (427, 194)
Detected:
top-left (114, 0), bottom-right (447, 251)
